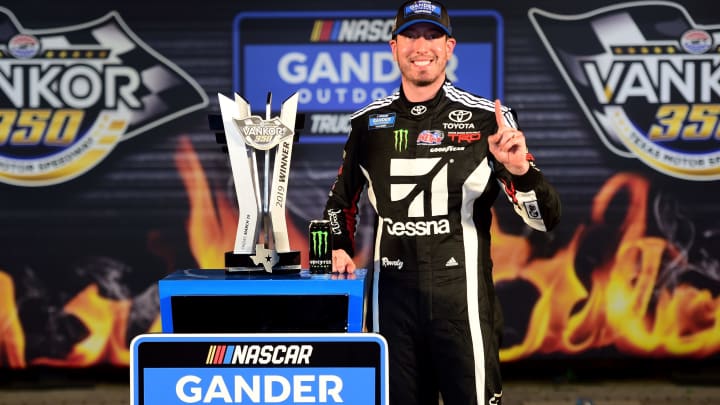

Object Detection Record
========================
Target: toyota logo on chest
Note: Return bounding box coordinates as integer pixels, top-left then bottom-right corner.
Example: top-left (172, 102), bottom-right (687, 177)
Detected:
top-left (448, 110), bottom-right (472, 122)
top-left (410, 105), bottom-right (427, 116)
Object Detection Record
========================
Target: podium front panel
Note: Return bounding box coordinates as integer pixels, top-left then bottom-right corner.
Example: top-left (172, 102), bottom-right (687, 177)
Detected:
top-left (130, 333), bottom-right (388, 405)
top-left (158, 269), bottom-right (368, 333)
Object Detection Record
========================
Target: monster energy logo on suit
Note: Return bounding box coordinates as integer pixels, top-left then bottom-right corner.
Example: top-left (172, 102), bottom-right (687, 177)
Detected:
top-left (394, 129), bottom-right (409, 152)
top-left (309, 220), bottom-right (333, 274)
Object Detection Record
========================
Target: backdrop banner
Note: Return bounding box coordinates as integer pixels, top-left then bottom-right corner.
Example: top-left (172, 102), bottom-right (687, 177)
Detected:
top-left (0, 0), bottom-right (718, 370)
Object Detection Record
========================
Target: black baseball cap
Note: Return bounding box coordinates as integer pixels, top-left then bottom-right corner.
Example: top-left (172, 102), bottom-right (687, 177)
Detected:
top-left (392, 0), bottom-right (452, 37)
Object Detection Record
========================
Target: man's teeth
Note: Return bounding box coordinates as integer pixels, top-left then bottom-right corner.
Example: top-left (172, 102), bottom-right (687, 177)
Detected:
top-left (414, 60), bottom-right (431, 66)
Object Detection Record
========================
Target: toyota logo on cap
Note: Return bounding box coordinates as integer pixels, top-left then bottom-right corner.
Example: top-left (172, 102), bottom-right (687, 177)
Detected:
top-left (448, 110), bottom-right (472, 122)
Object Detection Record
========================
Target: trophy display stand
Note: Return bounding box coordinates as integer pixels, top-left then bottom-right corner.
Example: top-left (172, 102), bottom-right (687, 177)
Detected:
top-left (223, 247), bottom-right (300, 275)
top-left (148, 266), bottom-right (381, 404)
top-left (158, 268), bottom-right (369, 333)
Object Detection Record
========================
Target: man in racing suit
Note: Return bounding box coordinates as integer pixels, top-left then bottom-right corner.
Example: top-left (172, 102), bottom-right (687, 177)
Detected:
top-left (323, 1), bottom-right (561, 404)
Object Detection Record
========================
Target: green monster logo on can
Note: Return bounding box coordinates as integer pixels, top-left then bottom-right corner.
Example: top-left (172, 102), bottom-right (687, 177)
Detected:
top-left (311, 230), bottom-right (329, 255)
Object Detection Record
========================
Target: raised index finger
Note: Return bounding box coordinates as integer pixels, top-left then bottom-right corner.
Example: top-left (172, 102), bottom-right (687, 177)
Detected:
top-left (494, 99), bottom-right (506, 129)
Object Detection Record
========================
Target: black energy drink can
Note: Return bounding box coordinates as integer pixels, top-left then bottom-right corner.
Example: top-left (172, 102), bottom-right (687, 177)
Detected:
top-left (309, 219), bottom-right (333, 274)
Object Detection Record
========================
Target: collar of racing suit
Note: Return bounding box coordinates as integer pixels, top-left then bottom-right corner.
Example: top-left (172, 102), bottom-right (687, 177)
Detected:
top-left (398, 78), bottom-right (450, 114)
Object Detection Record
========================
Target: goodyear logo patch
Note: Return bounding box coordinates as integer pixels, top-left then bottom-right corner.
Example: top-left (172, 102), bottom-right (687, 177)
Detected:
top-left (529, 2), bottom-right (720, 181)
top-left (0, 7), bottom-right (208, 186)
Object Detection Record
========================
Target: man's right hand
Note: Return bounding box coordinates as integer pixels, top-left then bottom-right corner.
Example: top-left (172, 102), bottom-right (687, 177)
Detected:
top-left (332, 249), bottom-right (356, 273)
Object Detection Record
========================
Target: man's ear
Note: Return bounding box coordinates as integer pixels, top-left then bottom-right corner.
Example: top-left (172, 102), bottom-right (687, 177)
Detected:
top-left (446, 37), bottom-right (457, 54)
top-left (389, 39), bottom-right (398, 61)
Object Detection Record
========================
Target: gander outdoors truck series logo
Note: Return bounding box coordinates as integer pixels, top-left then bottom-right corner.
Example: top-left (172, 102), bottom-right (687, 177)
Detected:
top-left (234, 10), bottom-right (501, 143)
top-left (130, 335), bottom-right (388, 405)
top-left (530, 1), bottom-right (720, 180)
top-left (0, 8), bottom-right (207, 186)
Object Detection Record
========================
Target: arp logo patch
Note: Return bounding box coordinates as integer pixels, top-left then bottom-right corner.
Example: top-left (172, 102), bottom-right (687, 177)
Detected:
top-left (0, 7), bottom-right (208, 186)
top-left (417, 130), bottom-right (444, 145)
top-left (530, 2), bottom-right (720, 181)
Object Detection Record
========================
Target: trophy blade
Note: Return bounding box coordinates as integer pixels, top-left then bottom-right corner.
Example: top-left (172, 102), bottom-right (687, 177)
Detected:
top-left (234, 93), bottom-right (251, 118)
top-left (218, 93), bottom-right (259, 254)
top-left (268, 93), bottom-right (298, 253)
top-left (280, 92), bottom-right (298, 130)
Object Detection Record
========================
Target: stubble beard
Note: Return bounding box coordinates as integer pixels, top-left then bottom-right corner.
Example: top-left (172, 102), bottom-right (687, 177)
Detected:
top-left (402, 64), bottom-right (440, 88)
top-left (409, 76), bottom-right (436, 87)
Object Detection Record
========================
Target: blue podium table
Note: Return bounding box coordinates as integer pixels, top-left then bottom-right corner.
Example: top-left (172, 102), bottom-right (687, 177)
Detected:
top-left (159, 268), bottom-right (369, 333)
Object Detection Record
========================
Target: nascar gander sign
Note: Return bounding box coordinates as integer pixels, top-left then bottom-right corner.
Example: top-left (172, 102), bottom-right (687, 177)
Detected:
top-left (530, 1), bottom-right (720, 181)
top-left (233, 10), bottom-right (502, 143)
top-left (0, 7), bottom-right (208, 186)
top-left (131, 333), bottom-right (388, 405)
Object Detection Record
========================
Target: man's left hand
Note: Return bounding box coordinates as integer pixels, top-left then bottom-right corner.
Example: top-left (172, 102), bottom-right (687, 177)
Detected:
top-left (487, 99), bottom-right (530, 176)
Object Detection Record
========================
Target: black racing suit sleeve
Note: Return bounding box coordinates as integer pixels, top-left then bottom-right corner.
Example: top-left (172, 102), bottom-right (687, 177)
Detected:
top-left (492, 108), bottom-right (562, 232)
top-left (508, 163), bottom-right (562, 231)
top-left (323, 118), bottom-right (367, 257)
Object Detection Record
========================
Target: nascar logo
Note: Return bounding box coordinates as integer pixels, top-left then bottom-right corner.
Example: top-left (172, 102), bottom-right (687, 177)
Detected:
top-left (310, 19), bottom-right (394, 42)
top-left (206, 344), bottom-right (313, 365)
top-left (530, 2), bottom-right (720, 181)
top-left (0, 7), bottom-right (207, 186)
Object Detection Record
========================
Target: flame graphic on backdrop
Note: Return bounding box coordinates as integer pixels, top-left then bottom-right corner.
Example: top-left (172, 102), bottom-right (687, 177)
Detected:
top-left (174, 136), bottom-right (238, 268)
top-left (175, 136), bottom-right (719, 360)
top-left (2, 137), bottom-right (718, 368)
top-left (0, 272), bottom-right (25, 367)
top-left (494, 173), bottom-right (720, 360)
top-left (174, 136), bottom-right (314, 268)
top-left (173, 136), bottom-right (372, 269)
top-left (0, 273), bottom-right (162, 368)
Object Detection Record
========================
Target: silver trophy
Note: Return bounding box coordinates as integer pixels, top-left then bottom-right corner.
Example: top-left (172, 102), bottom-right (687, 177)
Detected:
top-left (217, 91), bottom-right (301, 274)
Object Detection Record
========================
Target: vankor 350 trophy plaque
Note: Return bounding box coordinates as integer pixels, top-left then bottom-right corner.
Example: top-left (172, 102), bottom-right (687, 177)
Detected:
top-left (217, 92), bottom-right (301, 274)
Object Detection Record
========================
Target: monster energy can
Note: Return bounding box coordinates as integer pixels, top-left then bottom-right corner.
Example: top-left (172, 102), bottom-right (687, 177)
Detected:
top-left (309, 219), bottom-right (333, 274)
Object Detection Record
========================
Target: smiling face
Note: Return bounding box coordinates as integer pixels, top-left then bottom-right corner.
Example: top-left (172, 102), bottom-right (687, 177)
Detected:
top-left (390, 22), bottom-right (456, 98)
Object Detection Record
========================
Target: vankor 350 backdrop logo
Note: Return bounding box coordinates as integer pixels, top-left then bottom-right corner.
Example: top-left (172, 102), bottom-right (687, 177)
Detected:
top-left (530, 1), bottom-right (720, 181)
top-left (0, 8), bottom-right (207, 186)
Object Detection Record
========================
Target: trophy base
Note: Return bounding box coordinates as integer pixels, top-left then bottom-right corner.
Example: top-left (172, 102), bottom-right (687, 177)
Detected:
top-left (225, 251), bottom-right (301, 274)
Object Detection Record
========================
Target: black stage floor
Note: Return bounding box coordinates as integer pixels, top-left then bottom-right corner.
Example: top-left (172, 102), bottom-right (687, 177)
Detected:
top-left (2, 364), bottom-right (719, 405)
